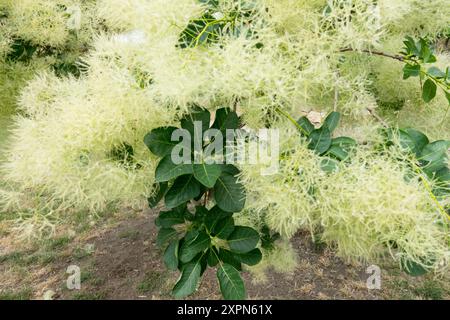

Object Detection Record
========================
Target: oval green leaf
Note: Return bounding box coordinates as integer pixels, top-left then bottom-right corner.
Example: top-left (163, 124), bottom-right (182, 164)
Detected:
top-left (422, 79), bottom-right (437, 103)
top-left (172, 261), bottom-right (202, 298)
top-left (164, 240), bottom-right (179, 271)
top-left (217, 264), bottom-right (246, 300)
top-left (227, 226), bottom-right (260, 253)
top-left (193, 163), bottom-right (223, 188)
top-left (308, 127), bottom-right (332, 155)
top-left (155, 155), bottom-right (193, 182)
top-left (144, 127), bottom-right (178, 157)
top-left (165, 175), bottom-right (201, 209)
top-left (179, 231), bottom-right (211, 263)
top-left (214, 173), bottom-right (246, 213)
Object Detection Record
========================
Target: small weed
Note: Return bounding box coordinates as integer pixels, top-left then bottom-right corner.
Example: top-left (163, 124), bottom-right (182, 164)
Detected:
top-left (119, 230), bottom-right (140, 240)
top-left (0, 288), bottom-right (33, 300)
top-left (137, 271), bottom-right (166, 294)
top-left (413, 280), bottom-right (444, 300)
top-left (73, 244), bottom-right (95, 260)
top-left (44, 236), bottom-right (72, 250)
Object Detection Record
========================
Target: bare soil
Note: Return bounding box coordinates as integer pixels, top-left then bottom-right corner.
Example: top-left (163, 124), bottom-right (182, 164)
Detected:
top-left (0, 209), bottom-right (448, 300)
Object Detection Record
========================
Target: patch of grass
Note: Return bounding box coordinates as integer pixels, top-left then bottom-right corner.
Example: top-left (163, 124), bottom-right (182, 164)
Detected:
top-left (0, 248), bottom-right (57, 267)
top-left (73, 244), bottom-right (95, 260)
top-left (118, 229), bottom-right (140, 240)
top-left (81, 270), bottom-right (94, 283)
top-left (0, 288), bottom-right (33, 300)
top-left (0, 251), bottom-right (28, 265)
top-left (44, 236), bottom-right (72, 250)
top-left (137, 271), bottom-right (166, 294)
top-left (413, 280), bottom-right (444, 300)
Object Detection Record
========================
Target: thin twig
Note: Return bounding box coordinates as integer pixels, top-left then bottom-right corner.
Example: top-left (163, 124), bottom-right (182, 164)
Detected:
top-left (366, 108), bottom-right (389, 128)
top-left (334, 73), bottom-right (340, 112)
top-left (339, 48), bottom-right (405, 62)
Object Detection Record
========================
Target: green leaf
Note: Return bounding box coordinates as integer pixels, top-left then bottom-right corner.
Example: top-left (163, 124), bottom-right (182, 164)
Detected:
top-left (207, 247), bottom-right (219, 267)
top-left (308, 127), bottom-right (332, 155)
top-left (422, 157), bottom-right (447, 175)
top-left (419, 140), bottom-right (450, 162)
top-left (403, 64), bottom-right (420, 79)
top-left (296, 116), bottom-right (314, 136)
top-left (234, 248), bottom-right (262, 266)
top-left (193, 163), bottom-right (223, 188)
top-left (156, 207), bottom-right (186, 228)
top-left (422, 79), bottom-right (437, 103)
top-left (172, 261), bottom-right (202, 298)
top-left (427, 67), bottom-right (446, 79)
top-left (214, 173), bottom-right (246, 213)
top-left (164, 240), bottom-right (179, 271)
top-left (221, 164), bottom-right (240, 176)
top-left (403, 260), bottom-right (428, 277)
top-left (156, 228), bottom-right (177, 248)
top-left (419, 40), bottom-right (436, 63)
top-left (155, 155), bottom-right (193, 182)
top-left (147, 182), bottom-right (168, 208)
top-left (445, 91), bottom-right (450, 105)
top-left (213, 108), bottom-right (240, 132)
top-left (217, 264), bottom-right (246, 300)
top-left (179, 231), bottom-right (211, 263)
top-left (218, 249), bottom-right (242, 271)
top-left (323, 112), bottom-right (341, 133)
top-left (199, 0), bottom-right (219, 7)
top-left (165, 175), bottom-right (201, 209)
top-left (331, 137), bottom-right (357, 149)
top-left (320, 158), bottom-right (340, 173)
top-left (404, 128), bottom-right (429, 155)
top-left (144, 127), bottom-right (178, 157)
top-left (228, 226), bottom-right (260, 253)
top-left (6, 39), bottom-right (37, 63)
top-left (326, 145), bottom-right (348, 161)
top-left (403, 36), bottom-right (418, 56)
top-left (212, 216), bottom-right (235, 240)
top-left (397, 129), bottom-right (417, 153)
top-left (181, 107), bottom-right (211, 136)
top-left (204, 206), bottom-right (233, 232)
top-left (436, 167), bottom-right (450, 182)
top-left (178, 13), bottom-right (220, 48)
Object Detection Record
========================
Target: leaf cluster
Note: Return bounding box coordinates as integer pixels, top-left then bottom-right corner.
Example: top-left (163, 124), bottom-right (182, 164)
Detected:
top-left (144, 107), bottom-right (262, 299)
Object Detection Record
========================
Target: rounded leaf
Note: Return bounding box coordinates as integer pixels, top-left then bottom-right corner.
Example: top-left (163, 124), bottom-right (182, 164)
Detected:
top-left (308, 127), bottom-right (332, 155)
top-left (227, 226), bottom-right (260, 253)
top-left (155, 156), bottom-right (193, 182)
top-left (422, 79), bottom-right (437, 103)
top-left (234, 248), bottom-right (262, 266)
top-left (144, 127), bottom-right (178, 157)
top-left (193, 163), bottom-right (223, 188)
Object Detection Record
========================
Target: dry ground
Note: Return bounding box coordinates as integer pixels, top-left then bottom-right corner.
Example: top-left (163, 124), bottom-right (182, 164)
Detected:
top-left (0, 208), bottom-right (448, 300)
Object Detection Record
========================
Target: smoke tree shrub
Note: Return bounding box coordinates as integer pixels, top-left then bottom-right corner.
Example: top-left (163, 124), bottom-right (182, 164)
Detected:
top-left (0, 0), bottom-right (448, 281)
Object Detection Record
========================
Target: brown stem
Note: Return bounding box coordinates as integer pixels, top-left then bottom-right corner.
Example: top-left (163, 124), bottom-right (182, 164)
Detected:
top-left (204, 190), bottom-right (209, 206)
top-left (339, 48), bottom-right (404, 62)
top-left (366, 108), bottom-right (389, 128)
